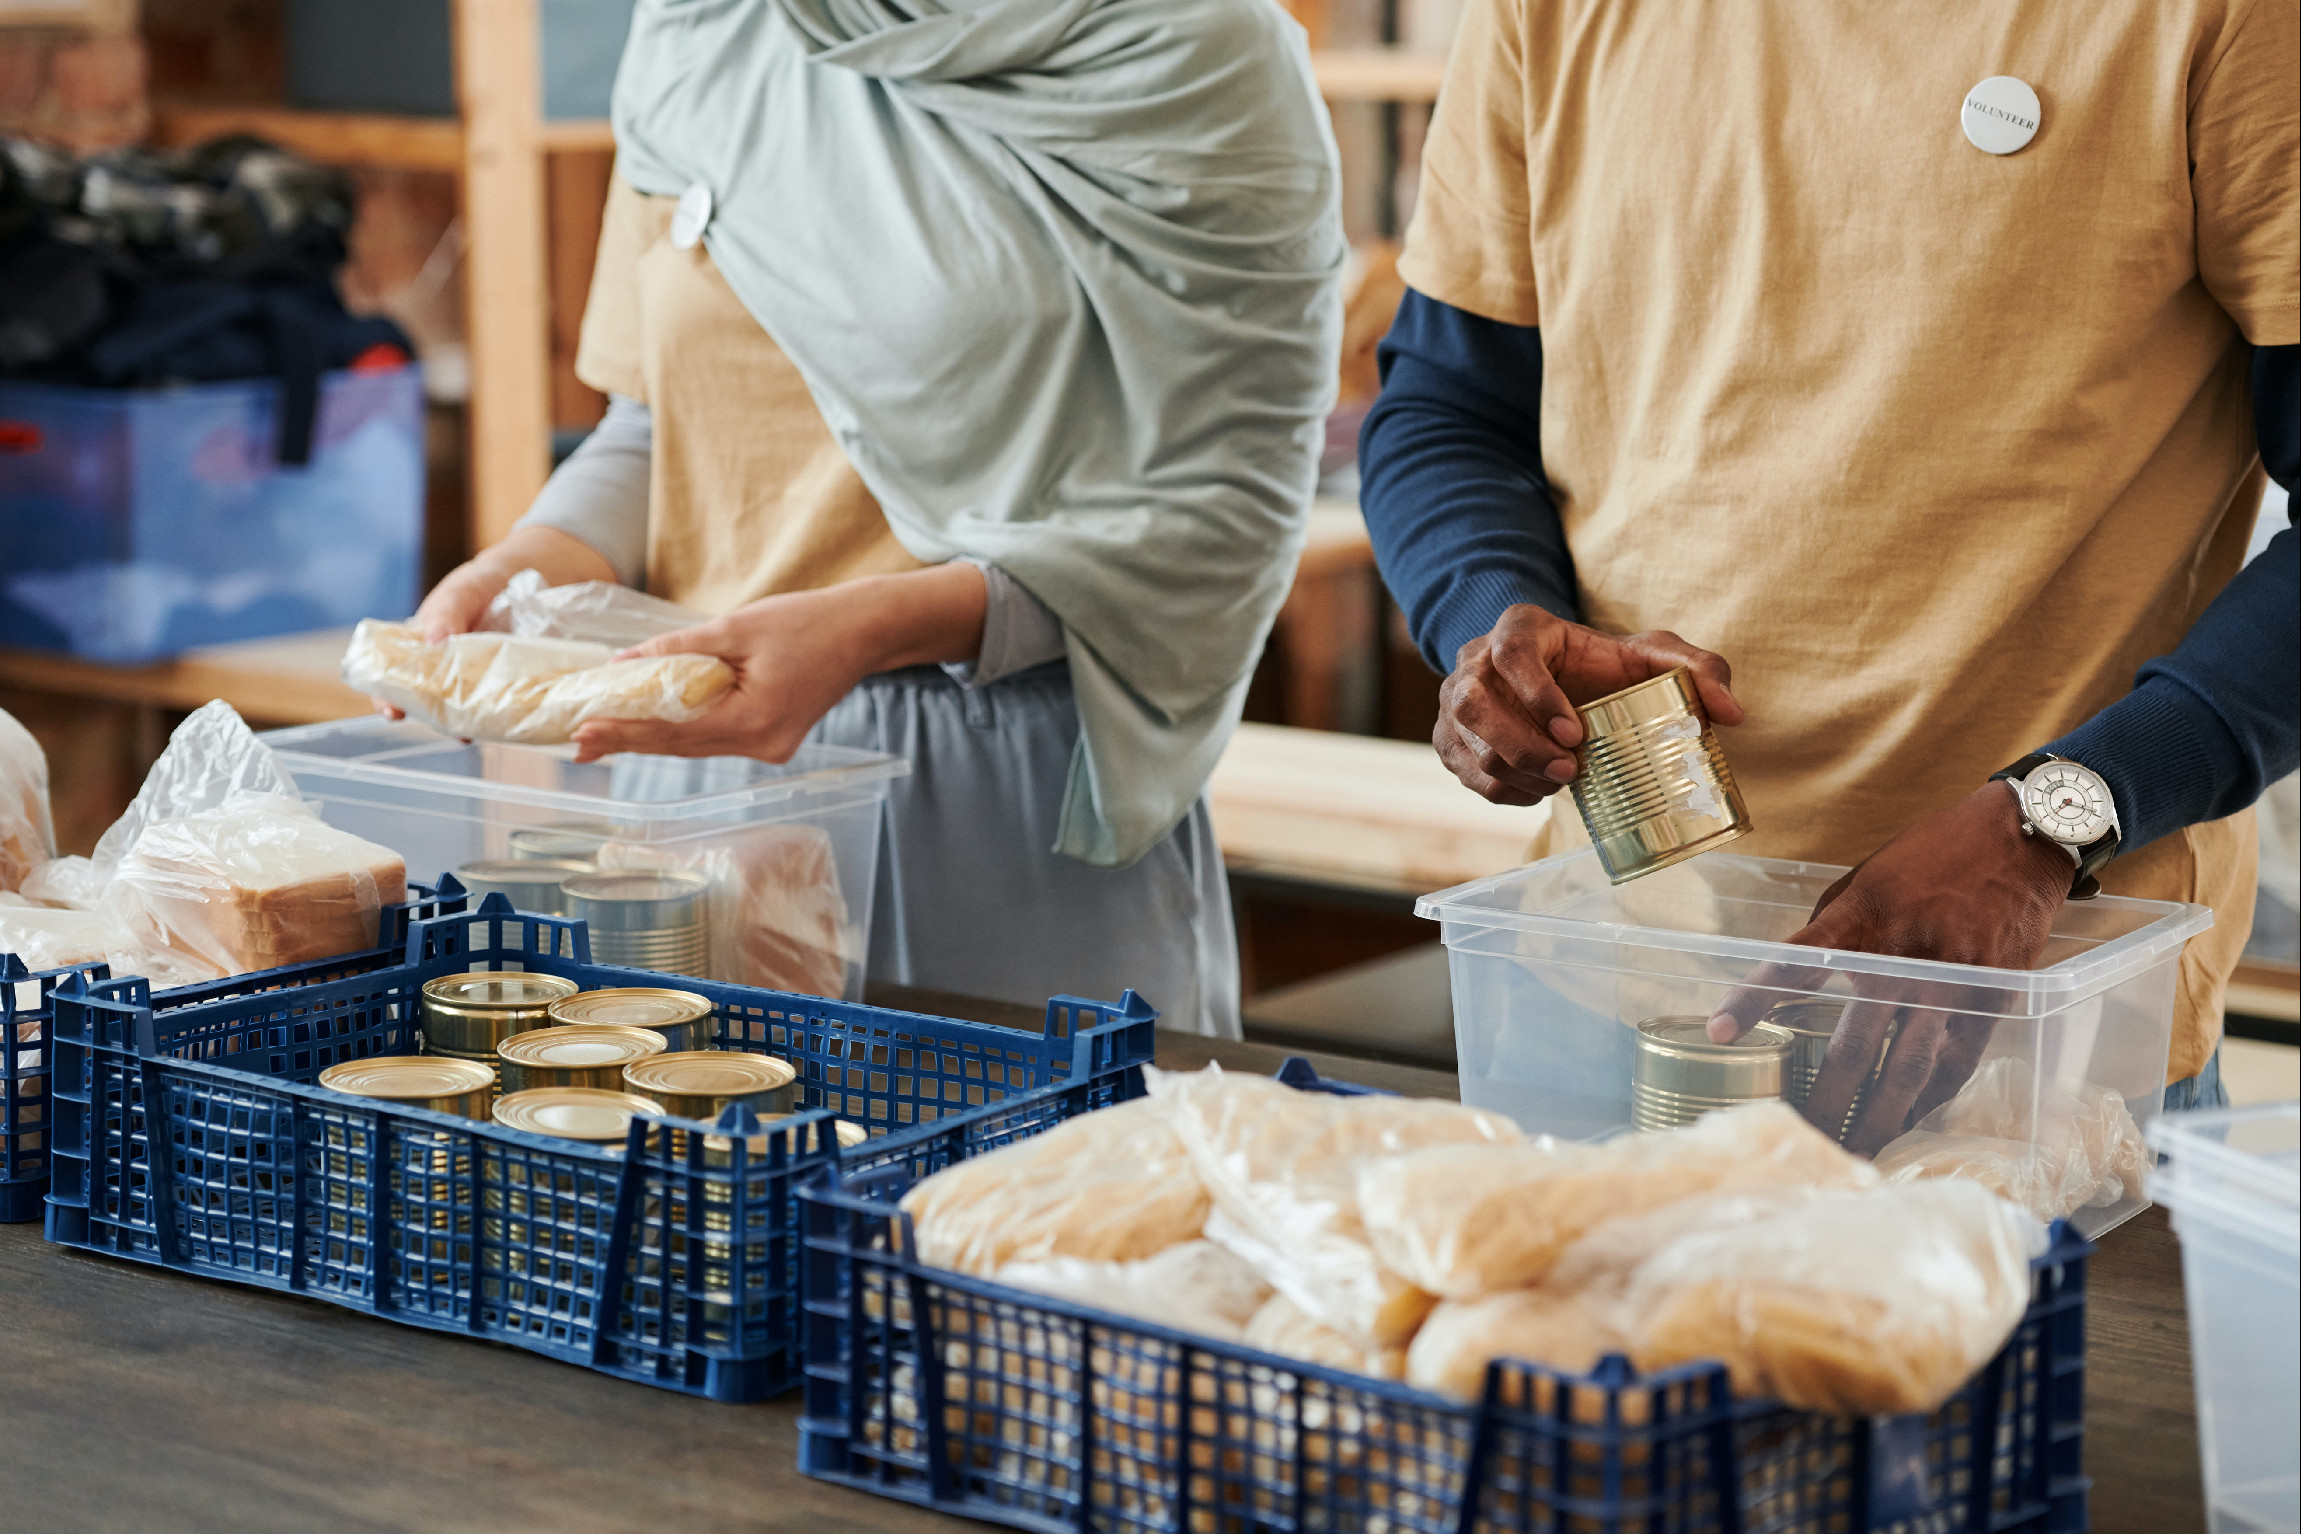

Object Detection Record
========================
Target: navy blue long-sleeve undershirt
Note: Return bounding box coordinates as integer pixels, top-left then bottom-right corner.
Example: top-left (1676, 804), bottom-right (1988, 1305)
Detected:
top-left (1358, 287), bottom-right (2301, 856)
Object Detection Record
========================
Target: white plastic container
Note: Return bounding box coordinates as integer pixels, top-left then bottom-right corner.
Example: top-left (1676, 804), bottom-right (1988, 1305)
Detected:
top-left (2148, 1101), bottom-right (2301, 1534)
top-left (1417, 849), bottom-right (2213, 1235)
top-left (265, 718), bottom-right (907, 1000)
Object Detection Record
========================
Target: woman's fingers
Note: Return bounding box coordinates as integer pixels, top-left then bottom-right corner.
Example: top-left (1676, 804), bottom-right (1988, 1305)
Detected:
top-left (616, 619), bottom-right (733, 663)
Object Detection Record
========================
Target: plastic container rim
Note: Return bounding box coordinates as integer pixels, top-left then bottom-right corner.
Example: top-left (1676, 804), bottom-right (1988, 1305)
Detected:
top-left (2144, 1101), bottom-right (2300, 1213)
top-left (263, 719), bottom-right (910, 820)
top-left (1416, 848), bottom-right (2213, 1000)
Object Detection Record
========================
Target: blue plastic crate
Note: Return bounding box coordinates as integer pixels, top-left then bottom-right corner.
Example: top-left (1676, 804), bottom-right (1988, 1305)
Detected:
top-left (0, 363), bottom-right (423, 662)
top-left (1, 878), bottom-right (471, 1223)
top-left (798, 1059), bottom-right (2094, 1534)
top-left (40, 893), bottom-right (1157, 1400)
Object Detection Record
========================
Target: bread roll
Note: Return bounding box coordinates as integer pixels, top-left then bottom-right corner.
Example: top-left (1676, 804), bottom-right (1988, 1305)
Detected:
top-left (1875, 1056), bottom-right (2148, 1219)
top-left (1359, 1100), bottom-right (1876, 1300)
top-left (1404, 1289), bottom-right (1627, 1401)
top-left (1243, 1294), bottom-right (1408, 1380)
top-left (995, 1240), bottom-right (1272, 1341)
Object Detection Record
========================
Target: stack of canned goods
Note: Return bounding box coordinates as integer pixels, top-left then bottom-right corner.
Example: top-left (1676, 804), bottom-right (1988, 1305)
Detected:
top-left (457, 825), bottom-right (712, 979)
top-left (420, 973), bottom-right (581, 1106)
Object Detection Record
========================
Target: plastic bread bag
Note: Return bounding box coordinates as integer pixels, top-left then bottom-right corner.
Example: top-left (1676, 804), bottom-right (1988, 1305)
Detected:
top-left (88, 700), bottom-right (301, 882)
top-left (1404, 1289), bottom-right (1629, 1402)
top-left (0, 893), bottom-right (222, 996)
top-left (1874, 1055), bottom-right (2148, 1219)
top-left (1241, 1293), bottom-right (1409, 1380)
top-left (898, 1096), bottom-right (1209, 1275)
top-left (342, 619), bottom-right (734, 745)
top-left (1602, 1179), bottom-right (2048, 1416)
top-left (994, 1240), bottom-right (1273, 1342)
top-left (110, 790), bottom-right (406, 977)
top-left (484, 568), bottom-right (707, 650)
top-left (598, 825), bottom-right (849, 997)
top-left (1145, 1064), bottom-right (1520, 1349)
top-left (0, 706), bottom-right (55, 892)
top-left (1358, 1100), bottom-right (1878, 1301)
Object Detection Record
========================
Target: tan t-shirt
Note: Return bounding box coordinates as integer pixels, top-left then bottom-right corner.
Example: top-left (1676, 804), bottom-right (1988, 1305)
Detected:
top-left (574, 174), bottom-right (924, 613)
top-left (1402, 0), bottom-right (2299, 1078)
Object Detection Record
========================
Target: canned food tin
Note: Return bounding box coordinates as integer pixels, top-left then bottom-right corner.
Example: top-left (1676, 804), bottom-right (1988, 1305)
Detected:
top-left (1761, 997), bottom-right (1845, 1111)
top-left (422, 971), bottom-right (580, 1055)
top-left (548, 987), bottom-right (716, 1053)
top-left (560, 870), bottom-right (710, 975)
top-left (424, 1045), bottom-right (506, 1110)
top-left (1630, 1016), bottom-right (1791, 1132)
top-left (508, 823), bottom-right (611, 865)
top-left (453, 859), bottom-right (592, 916)
top-left (1569, 668), bottom-right (1752, 885)
top-left (497, 1024), bottom-right (667, 1094)
top-left (622, 1051), bottom-right (796, 1119)
top-left (318, 1055), bottom-right (496, 1119)
top-left (493, 1086), bottom-right (662, 1145)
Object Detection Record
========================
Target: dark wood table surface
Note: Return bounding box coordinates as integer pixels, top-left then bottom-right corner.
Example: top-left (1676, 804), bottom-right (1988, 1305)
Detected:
top-left (0, 999), bottom-right (2210, 1534)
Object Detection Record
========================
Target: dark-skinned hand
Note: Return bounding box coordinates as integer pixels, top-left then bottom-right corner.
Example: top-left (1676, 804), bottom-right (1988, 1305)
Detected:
top-left (1705, 783), bottom-right (2075, 1156)
top-left (1435, 604), bottom-right (1744, 804)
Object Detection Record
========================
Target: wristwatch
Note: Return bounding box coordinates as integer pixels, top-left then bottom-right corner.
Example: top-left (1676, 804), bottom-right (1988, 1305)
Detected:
top-left (1990, 752), bottom-right (2122, 900)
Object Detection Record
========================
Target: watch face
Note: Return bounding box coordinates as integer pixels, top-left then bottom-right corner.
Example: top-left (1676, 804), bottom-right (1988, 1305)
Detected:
top-left (2022, 762), bottom-right (2114, 846)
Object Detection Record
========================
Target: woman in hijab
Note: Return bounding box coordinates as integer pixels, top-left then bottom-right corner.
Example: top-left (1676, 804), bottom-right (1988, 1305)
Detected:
top-left (399, 0), bottom-right (1344, 1033)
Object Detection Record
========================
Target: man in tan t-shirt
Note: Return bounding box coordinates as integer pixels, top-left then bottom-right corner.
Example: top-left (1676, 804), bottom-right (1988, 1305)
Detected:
top-left (1360, 0), bottom-right (2298, 1150)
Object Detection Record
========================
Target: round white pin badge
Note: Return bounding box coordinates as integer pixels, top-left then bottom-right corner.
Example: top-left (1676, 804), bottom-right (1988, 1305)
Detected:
top-left (670, 183), bottom-right (714, 250)
top-left (1961, 76), bottom-right (2040, 155)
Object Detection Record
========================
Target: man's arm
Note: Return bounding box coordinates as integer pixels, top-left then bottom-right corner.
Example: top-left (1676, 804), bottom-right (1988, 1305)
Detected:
top-left (1359, 290), bottom-right (1741, 803)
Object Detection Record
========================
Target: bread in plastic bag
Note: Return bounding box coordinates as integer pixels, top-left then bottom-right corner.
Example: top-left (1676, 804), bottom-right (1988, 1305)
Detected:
top-left (598, 825), bottom-right (848, 997)
top-left (1242, 1293), bottom-right (1409, 1380)
top-left (112, 790), bottom-right (406, 976)
top-left (483, 568), bottom-right (708, 650)
top-left (1607, 1179), bottom-right (2046, 1415)
top-left (1146, 1064), bottom-right (1520, 1350)
top-left (900, 1096), bottom-right (1208, 1275)
top-left (1404, 1289), bottom-right (1628, 1401)
top-left (1359, 1101), bottom-right (1877, 1301)
top-left (994, 1240), bottom-right (1272, 1342)
top-left (0, 707), bottom-right (55, 893)
top-left (342, 619), bottom-right (733, 745)
top-left (1874, 1056), bottom-right (2147, 1220)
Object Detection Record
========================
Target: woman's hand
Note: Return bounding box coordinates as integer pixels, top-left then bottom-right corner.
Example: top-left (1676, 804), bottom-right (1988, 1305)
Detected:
top-left (571, 562), bottom-right (990, 763)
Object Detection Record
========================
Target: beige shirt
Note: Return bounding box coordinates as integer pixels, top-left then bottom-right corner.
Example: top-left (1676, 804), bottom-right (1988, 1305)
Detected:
top-left (1403, 0), bottom-right (2299, 1078)
top-left (574, 174), bottom-right (923, 614)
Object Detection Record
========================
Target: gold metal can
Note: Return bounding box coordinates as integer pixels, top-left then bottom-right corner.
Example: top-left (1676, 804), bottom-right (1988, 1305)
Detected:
top-left (622, 1051), bottom-right (796, 1119)
top-left (318, 1054), bottom-right (496, 1119)
top-left (496, 1023), bottom-right (667, 1095)
top-left (423, 1045), bottom-right (506, 1111)
top-left (1630, 1016), bottom-right (1791, 1132)
top-left (1569, 668), bottom-right (1752, 885)
top-left (508, 823), bottom-right (611, 865)
top-left (453, 859), bottom-right (592, 917)
top-left (422, 971), bottom-right (580, 1055)
top-left (549, 986), bottom-right (716, 1053)
top-left (559, 870), bottom-right (711, 976)
top-left (1760, 997), bottom-right (1845, 1111)
top-left (492, 1086), bottom-right (662, 1145)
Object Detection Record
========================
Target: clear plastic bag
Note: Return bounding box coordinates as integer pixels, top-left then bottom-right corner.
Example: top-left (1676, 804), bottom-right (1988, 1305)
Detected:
top-left (1874, 1056), bottom-right (2149, 1219)
top-left (1242, 1293), bottom-right (1409, 1380)
top-left (995, 1240), bottom-right (1272, 1342)
top-left (1358, 1101), bottom-right (1877, 1301)
top-left (1403, 1289), bottom-right (1627, 1401)
top-left (1146, 1064), bottom-right (1521, 1351)
top-left (342, 619), bottom-right (734, 745)
top-left (483, 568), bottom-right (705, 650)
top-left (0, 706), bottom-right (55, 893)
top-left (899, 1096), bottom-right (1209, 1275)
top-left (598, 825), bottom-right (849, 997)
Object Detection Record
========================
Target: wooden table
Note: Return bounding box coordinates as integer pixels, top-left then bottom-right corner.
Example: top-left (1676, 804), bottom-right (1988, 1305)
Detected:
top-left (0, 1024), bottom-right (2210, 1534)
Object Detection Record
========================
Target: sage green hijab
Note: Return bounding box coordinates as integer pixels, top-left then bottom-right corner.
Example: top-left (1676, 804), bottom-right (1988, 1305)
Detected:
top-left (611, 0), bottom-right (1345, 866)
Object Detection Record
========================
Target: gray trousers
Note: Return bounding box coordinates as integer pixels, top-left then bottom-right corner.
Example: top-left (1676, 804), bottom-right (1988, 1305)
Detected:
top-left (809, 662), bottom-right (1241, 1037)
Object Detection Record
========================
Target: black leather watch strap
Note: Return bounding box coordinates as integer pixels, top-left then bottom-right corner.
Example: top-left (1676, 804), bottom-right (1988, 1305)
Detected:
top-left (1992, 752), bottom-right (2121, 900)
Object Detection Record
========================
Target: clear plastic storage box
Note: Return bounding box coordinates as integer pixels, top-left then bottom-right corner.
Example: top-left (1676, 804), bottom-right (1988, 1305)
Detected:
top-left (0, 366), bottom-right (424, 663)
top-left (2148, 1102), bottom-right (2300, 1534)
top-left (1418, 849), bottom-right (2213, 1236)
top-left (264, 717), bottom-right (906, 1000)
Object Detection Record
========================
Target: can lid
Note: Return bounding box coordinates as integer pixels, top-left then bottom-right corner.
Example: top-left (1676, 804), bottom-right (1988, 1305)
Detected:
top-left (720, 1115), bottom-right (867, 1152)
top-left (559, 870), bottom-right (710, 904)
top-left (1635, 1015), bottom-right (1794, 1059)
top-left (320, 1054), bottom-right (495, 1099)
top-left (498, 1024), bottom-right (668, 1067)
top-left (550, 987), bottom-right (713, 1029)
top-left (1574, 667), bottom-right (1700, 738)
top-left (1760, 997), bottom-right (1847, 1038)
top-left (424, 971), bottom-right (582, 1011)
top-left (494, 1087), bottom-right (661, 1140)
top-left (624, 1051), bottom-right (795, 1097)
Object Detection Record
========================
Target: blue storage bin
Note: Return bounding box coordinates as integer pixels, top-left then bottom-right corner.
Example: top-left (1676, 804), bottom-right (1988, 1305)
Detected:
top-left (1, 879), bottom-right (472, 1222)
top-left (40, 893), bottom-right (1157, 1400)
top-left (0, 363), bottom-right (423, 662)
top-left (799, 1059), bottom-right (2095, 1534)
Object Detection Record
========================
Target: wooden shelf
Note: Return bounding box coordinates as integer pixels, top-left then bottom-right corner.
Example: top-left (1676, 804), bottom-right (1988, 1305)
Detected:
top-left (152, 105), bottom-right (466, 173)
top-left (1311, 49), bottom-right (1448, 103)
top-left (538, 119), bottom-right (614, 153)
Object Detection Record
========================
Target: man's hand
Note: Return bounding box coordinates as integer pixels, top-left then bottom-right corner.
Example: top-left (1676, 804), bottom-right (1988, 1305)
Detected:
top-left (1435, 605), bottom-right (1743, 804)
top-left (1706, 784), bottom-right (2075, 1155)
top-left (570, 562), bottom-right (988, 763)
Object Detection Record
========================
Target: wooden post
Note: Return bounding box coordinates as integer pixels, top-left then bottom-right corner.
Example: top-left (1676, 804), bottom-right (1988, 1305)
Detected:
top-left (455, 0), bottom-right (553, 547)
